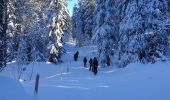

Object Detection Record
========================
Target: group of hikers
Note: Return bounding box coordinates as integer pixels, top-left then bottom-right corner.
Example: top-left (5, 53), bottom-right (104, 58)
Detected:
top-left (74, 51), bottom-right (99, 75)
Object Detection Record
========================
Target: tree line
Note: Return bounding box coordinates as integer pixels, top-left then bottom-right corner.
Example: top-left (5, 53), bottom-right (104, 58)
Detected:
top-left (0, 0), bottom-right (71, 71)
top-left (72, 0), bottom-right (170, 67)
top-left (0, 0), bottom-right (170, 70)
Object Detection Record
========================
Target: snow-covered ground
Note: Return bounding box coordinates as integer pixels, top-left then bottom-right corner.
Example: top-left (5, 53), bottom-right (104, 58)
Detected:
top-left (0, 76), bottom-right (33, 100)
top-left (1, 42), bottom-right (170, 100)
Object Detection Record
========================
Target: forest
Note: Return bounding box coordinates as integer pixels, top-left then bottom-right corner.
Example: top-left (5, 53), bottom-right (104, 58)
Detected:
top-left (1, 0), bottom-right (170, 70)
top-left (1, 0), bottom-right (170, 100)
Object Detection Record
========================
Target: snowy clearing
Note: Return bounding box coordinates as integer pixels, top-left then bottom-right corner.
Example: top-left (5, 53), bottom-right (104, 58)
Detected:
top-left (0, 76), bottom-right (32, 100)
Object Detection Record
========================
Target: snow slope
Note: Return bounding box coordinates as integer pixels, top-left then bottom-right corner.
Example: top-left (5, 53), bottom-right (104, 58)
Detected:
top-left (1, 42), bottom-right (170, 100)
top-left (21, 62), bottom-right (170, 100)
top-left (0, 76), bottom-right (33, 100)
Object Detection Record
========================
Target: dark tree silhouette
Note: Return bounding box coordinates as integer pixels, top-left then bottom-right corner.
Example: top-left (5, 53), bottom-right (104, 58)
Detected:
top-left (0, 0), bottom-right (7, 71)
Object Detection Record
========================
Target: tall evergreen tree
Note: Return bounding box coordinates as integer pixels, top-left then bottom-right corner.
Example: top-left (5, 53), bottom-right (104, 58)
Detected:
top-left (83, 0), bottom-right (95, 38)
top-left (6, 0), bottom-right (71, 64)
top-left (93, 0), bottom-right (111, 67)
top-left (7, 0), bottom-right (17, 61)
top-left (72, 5), bottom-right (78, 41)
top-left (72, 0), bottom-right (95, 46)
top-left (93, 0), bottom-right (122, 66)
top-left (48, 0), bottom-right (70, 63)
top-left (73, 0), bottom-right (86, 46)
top-left (119, 0), bottom-right (170, 67)
top-left (0, 0), bottom-right (7, 70)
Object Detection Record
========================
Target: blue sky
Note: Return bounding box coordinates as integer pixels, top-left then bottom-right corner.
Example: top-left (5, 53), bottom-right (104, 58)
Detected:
top-left (68, 0), bottom-right (78, 16)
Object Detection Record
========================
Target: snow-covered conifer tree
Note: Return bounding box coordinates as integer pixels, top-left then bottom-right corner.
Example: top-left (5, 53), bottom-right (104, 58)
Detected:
top-left (47, 0), bottom-right (70, 63)
top-left (72, 0), bottom-right (95, 46)
top-left (5, 0), bottom-right (71, 64)
top-left (0, 0), bottom-right (7, 70)
top-left (73, 0), bottom-right (86, 46)
top-left (119, 0), bottom-right (170, 67)
top-left (72, 5), bottom-right (79, 42)
top-left (93, 0), bottom-right (122, 67)
top-left (83, 0), bottom-right (95, 38)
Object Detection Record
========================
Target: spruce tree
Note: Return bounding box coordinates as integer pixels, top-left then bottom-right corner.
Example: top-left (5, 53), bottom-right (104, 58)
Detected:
top-left (93, 0), bottom-right (120, 67)
top-left (6, 0), bottom-right (71, 64)
top-left (119, 0), bottom-right (170, 66)
top-left (48, 0), bottom-right (70, 63)
top-left (72, 0), bottom-right (95, 46)
top-left (0, 0), bottom-right (7, 70)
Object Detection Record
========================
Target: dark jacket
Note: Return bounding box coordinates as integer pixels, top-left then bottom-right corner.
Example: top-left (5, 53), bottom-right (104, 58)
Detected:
top-left (89, 58), bottom-right (92, 65)
top-left (83, 57), bottom-right (87, 63)
top-left (93, 57), bottom-right (98, 67)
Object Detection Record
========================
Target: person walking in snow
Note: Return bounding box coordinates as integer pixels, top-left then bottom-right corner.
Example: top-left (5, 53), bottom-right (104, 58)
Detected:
top-left (93, 57), bottom-right (98, 75)
top-left (74, 51), bottom-right (79, 61)
top-left (89, 58), bottom-right (93, 71)
top-left (83, 57), bottom-right (87, 67)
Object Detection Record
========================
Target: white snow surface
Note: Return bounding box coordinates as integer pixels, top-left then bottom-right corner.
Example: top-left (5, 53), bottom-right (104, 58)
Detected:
top-left (0, 76), bottom-right (33, 100)
top-left (1, 42), bottom-right (170, 100)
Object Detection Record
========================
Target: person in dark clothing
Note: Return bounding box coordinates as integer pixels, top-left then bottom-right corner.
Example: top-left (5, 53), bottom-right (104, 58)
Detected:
top-left (93, 57), bottom-right (99, 75)
top-left (83, 57), bottom-right (87, 67)
top-left (89, 58), bottom-right (93, 71)
top-left (74, 51), bottom-right (79, 61)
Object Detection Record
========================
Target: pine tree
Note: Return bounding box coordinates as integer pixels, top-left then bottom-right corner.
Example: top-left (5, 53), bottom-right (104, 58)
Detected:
top-left (6, 0), bottom-right (71, 64)
top-left (47, 0), bottom-right (70, 63)
top-left (119, 0), bottom-right (170, 67)
top-left (5, 0), bottom-right (34, 63)
top-left (72, 0), bottom-right (95, 46)
top-left (93, 0), bottom-right (121, 67)
top-left (83, 0), bottom-right (95, 38)
top-left (7, 0), bottom-right (17, 62)
top-left (73, 0), bottom-right (86, 46)
top-left (72, 4), bottom-right (79, 42)
top-left (0, 0), bottom-right (7, 70)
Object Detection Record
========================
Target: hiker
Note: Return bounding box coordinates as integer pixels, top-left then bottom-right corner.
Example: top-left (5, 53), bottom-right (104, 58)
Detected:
top-left (74, 51), bottom-right (79, 61)
top-left (89, 58), bottom-right (93, 71)
top-left (83, 57), bottom-right (87, 67)
top-left (93, 57), bottom-right (99, 75)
